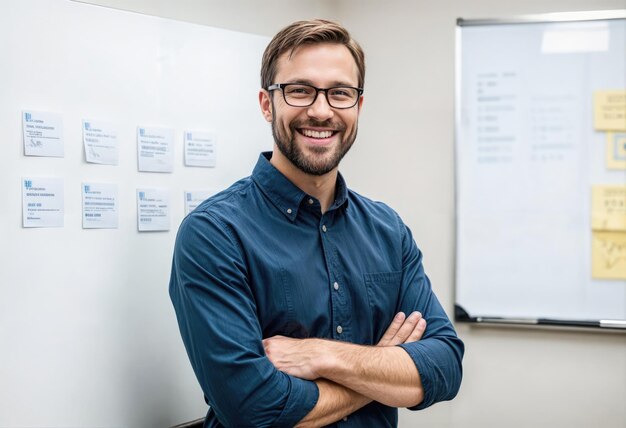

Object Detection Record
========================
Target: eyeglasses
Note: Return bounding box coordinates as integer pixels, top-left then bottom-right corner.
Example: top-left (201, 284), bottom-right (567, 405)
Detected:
top-left (267, 83), bottom-right (363, 109)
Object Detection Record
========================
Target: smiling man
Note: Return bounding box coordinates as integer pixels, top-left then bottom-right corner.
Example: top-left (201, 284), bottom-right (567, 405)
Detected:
top-left (170, 20), bottom-right (463, 427)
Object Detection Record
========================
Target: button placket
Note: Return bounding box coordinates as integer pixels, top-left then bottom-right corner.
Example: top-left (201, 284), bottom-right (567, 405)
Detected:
top-left (321, 215), bottom-right (346, 341)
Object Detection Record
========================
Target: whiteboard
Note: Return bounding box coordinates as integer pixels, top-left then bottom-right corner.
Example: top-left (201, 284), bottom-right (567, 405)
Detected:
top-left (0, 1), bottom-right (271, 426)
top-left (454, 12), bottom-right (626, 328)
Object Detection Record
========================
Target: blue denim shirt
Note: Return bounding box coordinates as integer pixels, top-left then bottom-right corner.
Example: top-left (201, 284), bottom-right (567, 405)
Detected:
top-left (169, 152), bottom-right (464, 427)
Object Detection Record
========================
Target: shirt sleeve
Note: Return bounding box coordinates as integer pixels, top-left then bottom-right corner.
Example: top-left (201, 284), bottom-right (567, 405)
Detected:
top-left (393, 214), bottom-right (465, 410)
top-left (169, 211), bottom-right (319, 427)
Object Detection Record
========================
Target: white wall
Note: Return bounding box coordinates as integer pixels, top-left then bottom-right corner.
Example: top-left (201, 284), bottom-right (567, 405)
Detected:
top-left (1, 2), bottom-right (273, 427)
top-left (40, 1), bottom-right (626, 427)
top-left (78, 0), bottom-right (336, 36)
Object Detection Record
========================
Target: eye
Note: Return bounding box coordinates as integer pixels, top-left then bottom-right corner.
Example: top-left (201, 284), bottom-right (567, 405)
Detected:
top-left (285, 85), bottom-right (315, 97)
top-left (329, 87), bottom-right (356, 99)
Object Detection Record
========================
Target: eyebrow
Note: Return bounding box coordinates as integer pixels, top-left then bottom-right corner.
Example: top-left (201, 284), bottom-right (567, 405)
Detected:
top-left (285, 79), bottom-right (358, 87)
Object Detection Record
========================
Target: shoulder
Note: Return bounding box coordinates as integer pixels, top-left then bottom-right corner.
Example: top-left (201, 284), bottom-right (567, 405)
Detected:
top-left (176, 177), bottom-right (256, 246)
top-left (194, 177), bottom-right (255, 217)
top-left (347, 188), bottom-right (404, 227)
top-left (345, 188), bottom-right (416, 263)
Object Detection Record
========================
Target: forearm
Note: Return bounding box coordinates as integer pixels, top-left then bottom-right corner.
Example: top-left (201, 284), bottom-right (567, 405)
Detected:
top-left (296, 379), bottom-right (371, 428)
top-left (318, 341), bottom-right (423, 408)
top-left (264, 315), bottom-right (427, 410)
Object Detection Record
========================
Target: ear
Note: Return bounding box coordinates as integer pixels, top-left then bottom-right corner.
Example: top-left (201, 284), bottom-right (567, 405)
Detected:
top-left (259, 89), bottom-right (273, 122)
top-left (357, 95), bottom-right (364, 111)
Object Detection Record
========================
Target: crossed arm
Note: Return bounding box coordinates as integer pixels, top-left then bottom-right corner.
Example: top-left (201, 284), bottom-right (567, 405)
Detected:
top-left (171, 211), bottom-right (463, 427)
top-left (264, 311), bottom-right (427, 427)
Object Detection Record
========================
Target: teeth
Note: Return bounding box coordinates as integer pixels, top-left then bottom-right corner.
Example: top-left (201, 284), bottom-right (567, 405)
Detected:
top-left (302, 129), bottom-right (333, 139)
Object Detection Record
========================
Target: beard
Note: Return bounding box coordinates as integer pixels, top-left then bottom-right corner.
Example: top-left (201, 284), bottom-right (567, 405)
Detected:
top-left (271, 114), bottom-right (358, 176)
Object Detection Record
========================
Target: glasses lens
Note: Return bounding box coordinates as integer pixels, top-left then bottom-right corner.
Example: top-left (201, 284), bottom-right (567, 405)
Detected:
top-left (283, 84), bottom-right (317, 107)
top-left (327, 87), bottom-right (360, 108)
top-left (281, 84), bottom-right (360, 108)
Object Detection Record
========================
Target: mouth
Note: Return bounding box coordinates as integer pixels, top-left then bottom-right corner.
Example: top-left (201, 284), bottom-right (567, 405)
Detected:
top-left (296, 128), bottom-right (340, 145)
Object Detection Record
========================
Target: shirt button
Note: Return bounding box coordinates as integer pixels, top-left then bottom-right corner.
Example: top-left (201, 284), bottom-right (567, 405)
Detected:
top-left (343, 417), bottom-right (348, 422)
top-left (287, 208), bottom-right (292, 214)
top-left (336, 325), bottom-right (343, 334)
top-left (333, 282), bottom-right (339, 291)
top-left (322, 225), bottom-right (327, 232)
top-left (308, 198), bottom-right (314, 205)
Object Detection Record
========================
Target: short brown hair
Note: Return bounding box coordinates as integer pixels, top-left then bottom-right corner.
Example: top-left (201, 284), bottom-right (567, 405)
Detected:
top-left (261, 19), bottom-right (365, 89)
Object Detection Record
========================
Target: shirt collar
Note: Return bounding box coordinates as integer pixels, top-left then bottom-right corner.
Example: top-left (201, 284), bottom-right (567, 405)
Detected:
top-left (251, 152), bottom-right (349, 221)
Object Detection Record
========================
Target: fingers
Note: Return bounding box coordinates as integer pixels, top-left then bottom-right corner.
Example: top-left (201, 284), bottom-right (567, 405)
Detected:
top-left (377, 312), bottom-right (406, 346)
top-left (390, 311), bottom-right (422, 345)
top-left (377, 311), bottom-right (427, 346)
top-left (405, 317), bottom-right (427, 343)
top-left (263, 335), bottom-right (286, 357)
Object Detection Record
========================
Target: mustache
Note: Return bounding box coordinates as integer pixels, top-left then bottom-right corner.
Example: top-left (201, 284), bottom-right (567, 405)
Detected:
top-left (289, 119), bottom-right (345, 132)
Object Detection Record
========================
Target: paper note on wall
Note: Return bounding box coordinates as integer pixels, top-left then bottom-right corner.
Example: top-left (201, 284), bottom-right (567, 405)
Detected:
top-left (184, 130), bottom-right (216, 168)
top-left (606, 132), bottom-right (626, 170)
top-left (591, 185), bottom-right (626, 231)
top-left (593, 90), bottom-right (626, 131)
top-left (22, 177), bottom-right (64, 227)
top-left (591, 185), bottom-right (626, 279)
top-left (83, 120), bottom-right (119, 165)
top-left (592, 231), bottom-right (626, 279)
top-left (82, 183), bottom-right (119, 229)
top-left (22, 111), bottom-right (64, 157)
top-left (136, 188), bottom-right (170, 231)
top-left (137, 127), bottom-right (174, 173)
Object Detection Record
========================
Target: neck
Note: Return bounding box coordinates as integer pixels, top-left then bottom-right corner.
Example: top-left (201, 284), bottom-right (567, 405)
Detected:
top-left (270, 146), bottom-right (337, 213)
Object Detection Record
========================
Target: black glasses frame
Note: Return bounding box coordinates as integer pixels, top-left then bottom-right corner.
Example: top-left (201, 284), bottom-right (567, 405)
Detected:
top-left (267, 83), bottom-right (364, 109)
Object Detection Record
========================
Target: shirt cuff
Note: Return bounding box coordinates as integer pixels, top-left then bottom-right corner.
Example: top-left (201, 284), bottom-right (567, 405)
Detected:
top-left (398, 342), bottom-right (435, 410)
top-left (272, 375), bottom-right (319, 427)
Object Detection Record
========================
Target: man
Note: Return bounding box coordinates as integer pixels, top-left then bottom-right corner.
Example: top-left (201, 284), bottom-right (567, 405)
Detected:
top-left (170, 19), bottom-right (463, 427)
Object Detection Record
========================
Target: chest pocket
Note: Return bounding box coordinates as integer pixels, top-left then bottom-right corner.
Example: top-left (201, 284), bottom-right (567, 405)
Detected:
top-left (364, 270), bottom-right (403, 342)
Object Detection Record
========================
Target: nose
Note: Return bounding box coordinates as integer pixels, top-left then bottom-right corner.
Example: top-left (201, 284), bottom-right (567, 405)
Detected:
top-left (306, 91), bottom-right (334, 121)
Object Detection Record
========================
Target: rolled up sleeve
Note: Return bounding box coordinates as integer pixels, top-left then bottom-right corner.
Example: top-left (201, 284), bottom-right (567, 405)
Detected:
top-left (395, 215), bottom-right (464, 410)
top-left (169, 211), bottom-right (319, 427)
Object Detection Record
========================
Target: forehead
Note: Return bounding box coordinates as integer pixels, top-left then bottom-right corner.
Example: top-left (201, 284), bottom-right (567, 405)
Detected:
top-left (275, 43), bottom-right (359, 87)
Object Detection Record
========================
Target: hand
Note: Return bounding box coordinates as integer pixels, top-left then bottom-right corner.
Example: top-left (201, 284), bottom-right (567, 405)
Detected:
top-left (376, 311), bottom-right (427, 347)
top-left (263, 335), bottom-right (322, 380)
top-left (264, 312), bottom-right (427, 380)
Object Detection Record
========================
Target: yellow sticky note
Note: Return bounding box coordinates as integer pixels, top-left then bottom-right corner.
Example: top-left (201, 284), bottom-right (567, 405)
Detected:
top-left (594, 90), bottom-right (626, 131)
top-left (591, 185), bottom-right (626, 231)
top-left (592, 231), bottom-right (626, 280)
top-left (606, 132), bottom-right (626, 170)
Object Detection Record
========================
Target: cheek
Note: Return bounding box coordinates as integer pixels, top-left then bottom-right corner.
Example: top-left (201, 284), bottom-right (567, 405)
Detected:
top-left (275, 115), bottom-right (296, 138)
top-left (342, 113), bottom-right (359, 130)
top-left (279, 115), bottom-right (295, 131)
top-left (342, 108), bottom-right (358, 121)
top-left (282, 111), bottom-right (307, 129)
